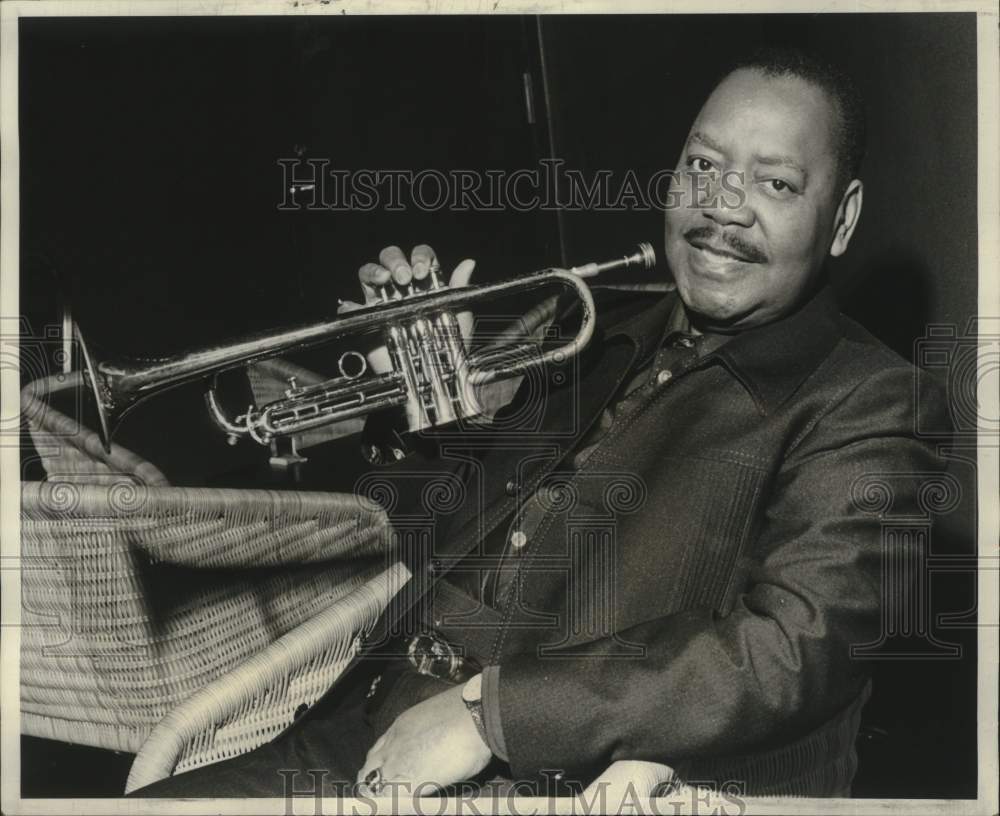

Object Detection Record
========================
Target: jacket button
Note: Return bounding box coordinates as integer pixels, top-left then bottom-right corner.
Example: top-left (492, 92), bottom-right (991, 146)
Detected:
top-left (656, 369), bottom-right (673, 385)
top-left (505, 479), bottom-right (519, 496)
top-left (510, 530), bottom-right (527, 550)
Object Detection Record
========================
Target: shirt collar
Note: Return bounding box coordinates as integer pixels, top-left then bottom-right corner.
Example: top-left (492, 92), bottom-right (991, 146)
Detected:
top-left (606, 285), bottom-right (844, 416)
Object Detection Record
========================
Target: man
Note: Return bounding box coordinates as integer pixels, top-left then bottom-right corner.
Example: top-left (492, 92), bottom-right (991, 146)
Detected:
top-left (135, 47), bottom-right (946, 798)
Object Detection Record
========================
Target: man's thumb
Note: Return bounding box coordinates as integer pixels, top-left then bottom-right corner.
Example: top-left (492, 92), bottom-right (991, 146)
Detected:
top-left (449, 259), bottom-right (476, 288)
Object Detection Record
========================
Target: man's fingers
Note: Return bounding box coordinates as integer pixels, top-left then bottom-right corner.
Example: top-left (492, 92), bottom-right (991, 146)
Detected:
top-left (359, 264), bottom-right (392, 306)
top-left (358, 248), bottom-right (473, 305)
top-left (356, 752), bottom-right (381, 787)
top-left (379, 245), bottom-right (413, 286)
top-left (356, 730), bottom-right (391, 787)
top-left (410, 244), bottom-right (437, 281)
top-left (415, 779), bottom-right (443, 797)
top-left (359, 262), bottom-right (391, 288)
top-left (358, 263), bottom-right (392, 305)
top-left (448, 260), bottom-right (475, 345)
top-left (449, 258), bottom-right (476, 288)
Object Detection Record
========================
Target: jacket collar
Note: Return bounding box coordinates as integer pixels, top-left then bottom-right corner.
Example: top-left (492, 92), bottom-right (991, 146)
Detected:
top-left (606, 285), bottom-right (844, 416)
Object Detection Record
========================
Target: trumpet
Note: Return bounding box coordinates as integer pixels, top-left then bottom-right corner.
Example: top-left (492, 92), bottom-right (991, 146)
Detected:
top-left (79, 243), bottom-right (657, 452)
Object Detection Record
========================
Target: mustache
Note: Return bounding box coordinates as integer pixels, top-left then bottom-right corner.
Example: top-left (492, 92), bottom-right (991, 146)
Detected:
top-left (683, 226), bottom-right (768, 264)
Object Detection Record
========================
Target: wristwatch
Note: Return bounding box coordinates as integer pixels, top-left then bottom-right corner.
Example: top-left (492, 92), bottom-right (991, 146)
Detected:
top-left (461, 673), bottom-right (489, 746)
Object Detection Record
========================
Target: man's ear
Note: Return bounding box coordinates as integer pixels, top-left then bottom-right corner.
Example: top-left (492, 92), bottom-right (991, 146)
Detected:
top-left (829, 179), bottom-right (863, 257)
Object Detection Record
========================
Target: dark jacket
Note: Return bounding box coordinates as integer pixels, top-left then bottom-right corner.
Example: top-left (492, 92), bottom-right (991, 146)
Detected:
top-left (356, 284), bottom-right (948, 796)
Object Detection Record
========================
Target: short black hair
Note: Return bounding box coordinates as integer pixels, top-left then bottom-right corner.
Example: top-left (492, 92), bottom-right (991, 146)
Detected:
top-left (722, 46), bottom-right (866, 196)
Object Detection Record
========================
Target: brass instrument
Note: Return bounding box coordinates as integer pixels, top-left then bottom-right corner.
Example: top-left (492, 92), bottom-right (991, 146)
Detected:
top-left (79, 243), bottom-right (657, 452)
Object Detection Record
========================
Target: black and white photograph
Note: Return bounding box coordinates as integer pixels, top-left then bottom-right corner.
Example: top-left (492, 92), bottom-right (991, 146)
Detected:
top-left (1, 2), bottom-right (997, 813)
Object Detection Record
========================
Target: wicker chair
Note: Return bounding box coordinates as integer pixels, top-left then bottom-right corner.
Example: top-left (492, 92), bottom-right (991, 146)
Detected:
top-left (20, 371), bottom-right (408, 789)
top-left (22, 365), bottom-right (679, 800)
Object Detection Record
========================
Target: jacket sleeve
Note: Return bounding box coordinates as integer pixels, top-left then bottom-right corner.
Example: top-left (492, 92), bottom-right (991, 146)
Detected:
top-left (493, 363), bottom-right (950, 780)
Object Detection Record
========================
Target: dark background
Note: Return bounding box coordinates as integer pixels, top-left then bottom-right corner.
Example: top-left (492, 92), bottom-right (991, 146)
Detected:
top-left (18, 13), bottom-right (980, 799)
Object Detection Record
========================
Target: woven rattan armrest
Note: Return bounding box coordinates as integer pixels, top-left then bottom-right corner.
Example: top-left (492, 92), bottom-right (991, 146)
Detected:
top-left (22, 480), bottom-right (391, 570)
top-left (21, 372), bottom-right (171, 486)
top-left (125, 560), bottom-right (411, 793)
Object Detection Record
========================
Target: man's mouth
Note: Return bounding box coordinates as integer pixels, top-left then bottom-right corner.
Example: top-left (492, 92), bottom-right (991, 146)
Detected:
top-left (682, 227), bottom-right (767, 265)
top-left (685, 236), bottom-right (757, 263)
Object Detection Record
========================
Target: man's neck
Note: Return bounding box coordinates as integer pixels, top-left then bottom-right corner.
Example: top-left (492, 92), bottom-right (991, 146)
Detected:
top-left (674, 299), bottom-right (727, 338)
top-left (680, 280), bottom-right (829, 337)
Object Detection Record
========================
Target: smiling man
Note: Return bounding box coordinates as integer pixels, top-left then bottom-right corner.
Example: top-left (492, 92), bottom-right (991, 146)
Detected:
top-left (665, 55), bottom-right (864, 331)
top-left (134, 47), bottom-right (945, 800)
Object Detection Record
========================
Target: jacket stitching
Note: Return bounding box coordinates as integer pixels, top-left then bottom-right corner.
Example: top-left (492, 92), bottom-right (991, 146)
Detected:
top-left (785, 362), bottom-right (898, 454)
top-left (490, 498), bottom-right (563, 664)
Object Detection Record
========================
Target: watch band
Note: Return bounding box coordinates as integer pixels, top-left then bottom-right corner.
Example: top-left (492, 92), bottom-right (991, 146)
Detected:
top-left (464, 696), bottom-right (489, 745)
top-left (462, 675), bottom-right (490, 746)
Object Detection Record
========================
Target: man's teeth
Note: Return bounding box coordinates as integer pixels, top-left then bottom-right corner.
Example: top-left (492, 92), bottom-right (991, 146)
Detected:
top-left (701, 246), bottom-right (736, 260)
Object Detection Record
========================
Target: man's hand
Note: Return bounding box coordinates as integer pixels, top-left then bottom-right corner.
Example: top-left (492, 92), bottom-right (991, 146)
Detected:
top-left (355, 682), bottom-right (493, 795)
top-left (338, 244), bottom-right (476, 376)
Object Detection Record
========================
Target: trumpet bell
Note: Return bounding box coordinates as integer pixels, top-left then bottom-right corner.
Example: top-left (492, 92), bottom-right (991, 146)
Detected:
top-left (76, 324), bottom-right (116, 451)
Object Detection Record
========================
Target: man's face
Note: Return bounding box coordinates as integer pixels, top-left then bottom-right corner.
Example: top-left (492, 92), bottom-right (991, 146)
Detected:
top-left (664, 68), bottom-right (849, 330)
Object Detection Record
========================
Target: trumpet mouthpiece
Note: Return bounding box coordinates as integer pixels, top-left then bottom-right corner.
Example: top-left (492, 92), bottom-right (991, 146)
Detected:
top-left (575, 242), bottom-right (657, 278)
top-left (634, 242), bottom-right (656, 270)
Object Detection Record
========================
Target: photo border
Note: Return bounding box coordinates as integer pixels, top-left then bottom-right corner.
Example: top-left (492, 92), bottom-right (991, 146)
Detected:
top-left (1, 2), bottom-right (996, 814)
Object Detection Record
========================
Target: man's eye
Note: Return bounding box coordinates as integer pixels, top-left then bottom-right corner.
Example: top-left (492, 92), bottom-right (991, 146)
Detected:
top-left (758, 177), bottom-right (798, 198)
top-left (766, 179), bottom-right (796, 194)
top-left (687, 157), bottom-right (716, 173)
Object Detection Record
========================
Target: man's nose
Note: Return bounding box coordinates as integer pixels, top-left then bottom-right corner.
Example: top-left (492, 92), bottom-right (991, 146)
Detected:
top-left (699, 172), bottom-right (755, 228)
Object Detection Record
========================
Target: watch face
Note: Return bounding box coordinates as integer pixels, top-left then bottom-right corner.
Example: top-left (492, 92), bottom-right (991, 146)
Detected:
top-left (462, 673), bottom-right (483, 703)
